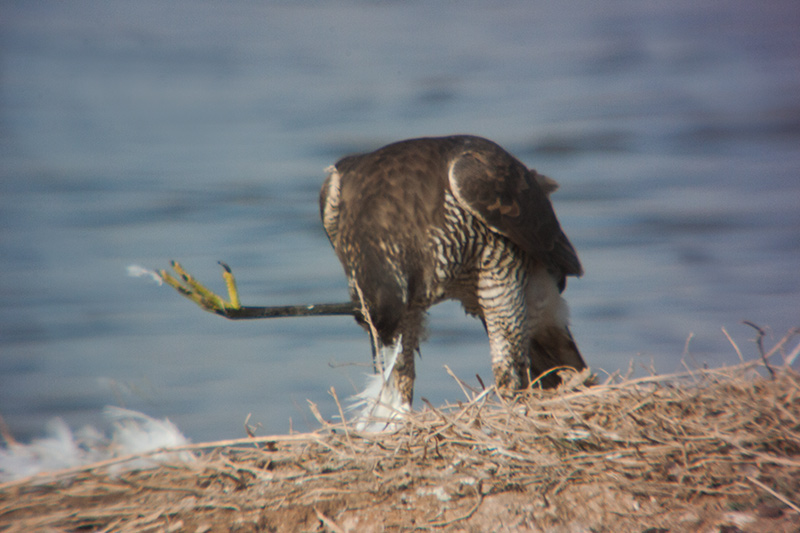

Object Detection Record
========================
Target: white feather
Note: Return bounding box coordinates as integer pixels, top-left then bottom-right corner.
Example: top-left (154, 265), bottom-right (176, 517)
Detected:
top-left (0, 407), bottom-right (192, 482)
top-left (103, 406), bottom-right (193, 471)
top-left (349, 336), bottom-right (409, 432)
top-left (126, 264), bottom-right (163, 286)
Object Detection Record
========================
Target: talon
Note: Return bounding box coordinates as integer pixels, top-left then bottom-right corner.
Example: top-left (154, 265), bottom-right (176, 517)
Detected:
top-left (219, 262), bottom-right (241, 310)
top-left (159, 268), bottom-right (185, 292)
top-left (160, 261), bottom-right (242, 315)
top-left (171, 261), bottom-right (192, 283)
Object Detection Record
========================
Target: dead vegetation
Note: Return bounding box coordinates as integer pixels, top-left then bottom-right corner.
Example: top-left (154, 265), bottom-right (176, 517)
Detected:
top-left (1, 328), bottom-right (799, 532)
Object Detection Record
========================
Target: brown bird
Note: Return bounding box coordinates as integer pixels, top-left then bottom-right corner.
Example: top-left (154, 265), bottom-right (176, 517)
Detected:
top-left (320, 135), bottom-right (585, 424)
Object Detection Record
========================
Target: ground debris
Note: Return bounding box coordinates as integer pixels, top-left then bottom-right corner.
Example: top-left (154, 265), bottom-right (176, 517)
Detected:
top-left (2, 332), bottom-right (799, 532)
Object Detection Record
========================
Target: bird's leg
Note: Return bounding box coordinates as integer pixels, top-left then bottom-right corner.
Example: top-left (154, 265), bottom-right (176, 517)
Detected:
top-left (477, 267), bottom-right (532, 397)
top-left (158, 261), bottom-right (361, 320)
top-left (390, 313), bottom-right (422, 410)
top-left (160, 261), bottom-right (241, 314)
top-left (390, 342), bottom-right (416, 410)
top-left (486, 320), bottom-right (530, 397)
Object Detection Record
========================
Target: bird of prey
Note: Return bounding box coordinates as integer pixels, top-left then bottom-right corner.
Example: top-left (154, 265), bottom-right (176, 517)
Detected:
top-left (320, 135), bottom-right (585, 422)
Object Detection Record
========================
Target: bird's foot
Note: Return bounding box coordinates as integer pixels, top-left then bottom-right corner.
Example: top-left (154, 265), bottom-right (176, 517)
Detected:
top-left (159, 261), bottom-right (241, 316)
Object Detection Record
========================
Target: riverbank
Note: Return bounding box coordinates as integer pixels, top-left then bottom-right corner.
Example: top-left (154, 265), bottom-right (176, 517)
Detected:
top-left (2, 331), bottom-right (798, 532)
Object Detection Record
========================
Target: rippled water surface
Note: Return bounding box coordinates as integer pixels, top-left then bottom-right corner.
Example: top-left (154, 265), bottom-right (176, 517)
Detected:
top-left (2, 0), bottom-right (799, 443)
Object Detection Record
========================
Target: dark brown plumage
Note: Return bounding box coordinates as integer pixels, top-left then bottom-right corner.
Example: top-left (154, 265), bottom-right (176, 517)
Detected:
top-left (320, 135), bottom-right (585, 421)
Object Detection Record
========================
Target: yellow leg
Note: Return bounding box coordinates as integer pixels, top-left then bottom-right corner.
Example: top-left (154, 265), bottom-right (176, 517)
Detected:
top-left (159, 261), bottom-right (242, 315)
top-left (157, 260), bottom-right (358, 320)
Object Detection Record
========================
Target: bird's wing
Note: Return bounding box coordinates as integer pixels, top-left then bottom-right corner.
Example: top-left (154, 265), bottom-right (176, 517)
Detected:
top-left (319, 165), bottom-right (343, 246)
top-left (448, 149), bottom-right (583, 277)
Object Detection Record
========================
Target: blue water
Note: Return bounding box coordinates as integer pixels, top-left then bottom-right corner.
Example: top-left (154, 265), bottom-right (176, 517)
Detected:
top-left (2, 0), bottom-right (798, 443)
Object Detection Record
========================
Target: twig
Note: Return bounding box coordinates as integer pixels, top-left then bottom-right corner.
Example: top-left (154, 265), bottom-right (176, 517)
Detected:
top-left (314, 507), bottom-right (346, 533)
top-left (551, 467), bottom-right (582, 496)
top-left (307, 400), bottom-right (331, 428)
top-left (117, 477), bottom-right (206, 497)
top-left (244, 413), bottom-right (261, 438)
top-left (529, 365), bottom-right (579, 389)
top-left (788, 336), bottom-right (800, 366)
top-left (680, 332), bottom-right (701, 380)
top-left (746, 476), bottom-right (800, 514)
top-left (721, 327), bottom-right (744, 363)
top-left (329, 387), bottom-right (355, 451)
top-left (765, 327), bottom-right (800, 360)
top-left (444, 365), bottom-right (478, 400)
top-left (743, 321), bottom-right (775, 379)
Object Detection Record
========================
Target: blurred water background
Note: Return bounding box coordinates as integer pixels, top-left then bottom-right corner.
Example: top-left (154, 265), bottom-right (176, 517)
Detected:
top-left (1, 0), bottom-right (798, 444)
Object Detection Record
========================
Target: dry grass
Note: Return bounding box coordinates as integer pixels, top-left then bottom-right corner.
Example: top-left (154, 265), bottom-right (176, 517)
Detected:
top-left (1, 328), bottom-right (799, 532)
